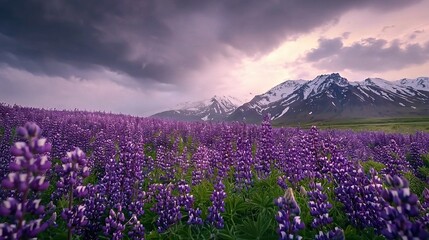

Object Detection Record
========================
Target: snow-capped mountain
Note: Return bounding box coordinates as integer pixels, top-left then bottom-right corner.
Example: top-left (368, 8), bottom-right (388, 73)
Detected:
top-left (152, 95), bottom-right (243, 121)
top-left (228, 73), bottom-right (429, 124)
top-left (152, 73), bottom-right (429, 124)
top-left (396, 77), bottom-right (429, 91)
top-left (232, 80), bottom-right (306, 116)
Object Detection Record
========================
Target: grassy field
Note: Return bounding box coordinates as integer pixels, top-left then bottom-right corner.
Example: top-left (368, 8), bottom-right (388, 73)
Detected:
top-left (277, 117), bottom-right (429, 133)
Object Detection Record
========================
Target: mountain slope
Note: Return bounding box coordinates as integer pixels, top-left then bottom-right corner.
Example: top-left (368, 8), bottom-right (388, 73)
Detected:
top-left (228, 73), bottom-right (429, 124)
top-left (226, 79), bottom-right (306, 123)
top-left (151, 95), bottom-right (243, 121)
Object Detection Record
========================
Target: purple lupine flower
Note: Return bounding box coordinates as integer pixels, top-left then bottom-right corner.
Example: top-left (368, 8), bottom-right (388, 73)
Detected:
top-left (61, 205), bottom-right (88, 233)
top-left (315, 227), bottom-right (345, 240)
top-left (0, 122), bottom-right (56, 239)
top-left (217, 125), bottom-right (234, 180)
top-left (234, 136), bottom-right (253, 191)
top-left (255, 115), bottom-right (274, 179)
top-left (307, 182), bottom-right (344, 239)
top-left (277, 175), bottom-right (288, 190)
top-left (191, 146), bottom-right (211, 186)
top-left (119, 140), bottom-right (147, 216)
top-left (307, 182), bottom-right (333, 229)
top-left (332, 153), bottom-right (386, 231)
top-left (375, 139), bottom-right (410, 176)
top-left (128, 192), bottom-right (146, 217)
top-left (177, 180), bottom-right (203, 225)
top-left (128, 214), bottom-right (145, 240)
top-left (274, 188), bottom-right (305, 240)
top-left (155, 146), bottom-right (176, 182)
top-left (420, 188), bottom-right (429, 226)
top-left (100, 157), bottom-right (125, 208)
top-left (419, 188), bottom-right (429, 226)
top-left (381, 175), bottom-right (429, 239)
top-left (150, 183), bottom-right (182, 233)
top-left (56, 147), bottom-right (90, 239)
top-left (104, 204), bottom-right (126, 240)
top-left (207, 181), bottom-right (226, 229)
top-left (187, 208), bottom-right (203, 225)
top-left (177, 145), bottom-right (190, 178)
top-left (81, 184), bottom-right (107, 239)
top-left (408, 142), bottom-right (424, 179)
top-left (104, 204), bottom-right (145, 240)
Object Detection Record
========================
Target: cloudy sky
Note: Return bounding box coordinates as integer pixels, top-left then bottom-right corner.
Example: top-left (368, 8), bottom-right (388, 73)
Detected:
top-left (1, 0), bottom-right (428, 116)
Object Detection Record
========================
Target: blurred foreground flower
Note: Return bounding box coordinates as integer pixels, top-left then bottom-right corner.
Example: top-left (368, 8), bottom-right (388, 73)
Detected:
top-left (0, 122), bottom-right (56, 239)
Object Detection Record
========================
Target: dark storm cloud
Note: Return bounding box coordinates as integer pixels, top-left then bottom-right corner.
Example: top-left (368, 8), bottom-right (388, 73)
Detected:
top-left (0, 0), bottom-right (421, 86)
top-left (305, 38), bottom-right (343, 62)
top-left (305, 37), bottom-right (429, 71)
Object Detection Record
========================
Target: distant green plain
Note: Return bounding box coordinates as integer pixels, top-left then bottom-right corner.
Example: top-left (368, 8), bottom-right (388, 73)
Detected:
top-left (276, 117), bottom-right (429, 133)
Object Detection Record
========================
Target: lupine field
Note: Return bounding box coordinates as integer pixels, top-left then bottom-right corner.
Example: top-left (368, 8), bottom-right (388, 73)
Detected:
top-left (0, 104), bottom-right (429, 240)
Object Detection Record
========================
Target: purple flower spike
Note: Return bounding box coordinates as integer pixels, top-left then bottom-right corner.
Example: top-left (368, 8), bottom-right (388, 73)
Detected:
top-left (0, 122), bottom-right (55, 239)
top-left (274, 188), bottom-right (304, 240)
top-left (177, 180), bottom-right (203, 225)
top-left (419, 188), bottom-right (429, 226)
top-left (307, 182), bottom-right (343, 239)
top-left (150, 183), bottom-right (182, 233)
top-left (56, 147), bottom-right (91, 239)
top-left (381, 175), bottom-right (429, 239)
top-left (255, 115), bottom-right (274, 179)
top-left (207, 181), bottom-right (227, 229)
top-left (104, 204), bottom-right (127, 240)
top-left (128, 214), bottom-right (146, 240)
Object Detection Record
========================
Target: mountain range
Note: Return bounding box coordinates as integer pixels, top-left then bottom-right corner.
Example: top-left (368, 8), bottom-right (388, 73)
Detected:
top-left (151, 73), bottom-right (429, 124)
top-left (151, 95), bottom-right (244, 121)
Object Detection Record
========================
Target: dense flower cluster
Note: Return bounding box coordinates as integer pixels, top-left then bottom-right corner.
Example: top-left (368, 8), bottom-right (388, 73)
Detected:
top-left (307, 182), bottom-right (333, 228)
top-left (104, 204), bottom-right (126, 239)
top-left (408, 142), bottom-right (425, 179)
top-left (375, 139), bottom-right (410, 176)
top-left (56, 147), bottom-right (90, 238)
top-left (156, 146), bottom-right (176, 182)
top-left (80, 184), bottom-right (107, 239)
top-left (150, 183), bottom-right (182, 233)
top-left (234, 135), bottom-right (253, 190)
top-left (207, 181), bottom-right (227, 229)
top-left (331, 152), bottom-right (387, 231)
top-left (217, 126), bottom-right (233, 180)
top-left (420, 188), bottom-right (429, 226)
top-left (191, 146), bottom-right (211, 185)
top-left (1, 104), bottom-right (429, 239)
top-left (314, 227), bottom-right (345, 240)
top-left (255, 115), bottom-right (274, 179)
top-left (307, 182), bottom-right (345, 240)
top-left (274, 188), bottom-right (305, 240)
top-left (177, 180), bottom-right (203, 225)
top-left (381, 175), bottom-right (429, 239)
top-left (120, 141), bottom-right (146, 216)
top-left (127, 214), bottom-right (145, 240)
top-left (0, 122), bottom-right (56, 239)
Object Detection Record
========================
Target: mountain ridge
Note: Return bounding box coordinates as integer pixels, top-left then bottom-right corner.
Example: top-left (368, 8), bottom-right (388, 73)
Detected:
top-left (151, 73), bottom-right (429, 124)
top-left (152, 95), bottom-right (244, 121)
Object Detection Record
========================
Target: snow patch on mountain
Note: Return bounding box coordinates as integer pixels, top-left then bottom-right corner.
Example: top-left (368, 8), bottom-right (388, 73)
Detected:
top-left (173, 95), bottom-right (243, 113)
top-left (396, 77), bottom-right (429, 92)
top-left (257, 80), bottom-right (306, 105)
top-left (302, 73), bottom-right (348, 100)
top-left (274, 107), bottom-right (290, 120)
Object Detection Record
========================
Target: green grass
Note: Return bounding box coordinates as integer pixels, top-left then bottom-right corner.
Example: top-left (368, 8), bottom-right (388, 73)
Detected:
top-left (276, 117), bottom-right (429, 133)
